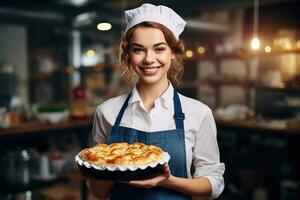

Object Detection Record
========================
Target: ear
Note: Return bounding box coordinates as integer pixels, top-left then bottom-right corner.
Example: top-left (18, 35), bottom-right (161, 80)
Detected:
top-left (171, 52), bottom-right (176, 59)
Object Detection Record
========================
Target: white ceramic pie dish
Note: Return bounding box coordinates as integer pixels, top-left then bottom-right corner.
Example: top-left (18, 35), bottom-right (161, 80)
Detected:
top-left (75, 152), bottom-right (170, 180)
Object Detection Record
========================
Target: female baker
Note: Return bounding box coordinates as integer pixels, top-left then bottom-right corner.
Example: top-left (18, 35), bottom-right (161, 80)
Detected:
top-left (88, 3), bottom-right (225, 200)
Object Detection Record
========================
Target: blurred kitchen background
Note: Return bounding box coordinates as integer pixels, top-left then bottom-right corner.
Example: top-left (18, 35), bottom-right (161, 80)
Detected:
top-left (0, 0), bottom-right (300, 200)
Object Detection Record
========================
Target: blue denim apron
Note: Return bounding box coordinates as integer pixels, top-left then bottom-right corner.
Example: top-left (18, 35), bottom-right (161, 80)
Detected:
top-left (107, 89), bottom-right (192, 200)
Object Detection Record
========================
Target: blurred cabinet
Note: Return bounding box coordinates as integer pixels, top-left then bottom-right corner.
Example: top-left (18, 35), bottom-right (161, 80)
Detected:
top-left (181, 49), bottom-right (300, 113)
top-left (256, 86), bottom-right (300, 119)
top-left (78, 64), bottom-right (132, 110)
top-left (28, 27), bottom-right (70, 105)
top-left (199, 55), bottom-right (251, 109)
top-left (178, 59), bottom-right (198, 99)
top-left (0, 119), bottom-right (93, 200)
top-left (217, 123), bottom-right (300, 200)
top-left (181, 54), bottom-right (252, 109)
top-left (0, 72), bottom-right (17, 107)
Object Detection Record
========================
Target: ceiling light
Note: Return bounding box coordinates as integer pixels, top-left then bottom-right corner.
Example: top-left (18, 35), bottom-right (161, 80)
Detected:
top-left (86, 49), bottom-right (96, 57)
top-left (251, 37), bottom-right (260, 50)
top-left (264, 45), bottom-right (271, 53)
top-left (97, 23), bottom-right (112, 31)
top-left (185, 50), bottom-right (193, 58)
top-left (73, 12), bottom-right (96, 27)
top-left (197, 46), bottom-right (205, 54)
top-left (70, 0), bottom-right (88, 7)
top-left (250, 0), bottom-right (260, 50)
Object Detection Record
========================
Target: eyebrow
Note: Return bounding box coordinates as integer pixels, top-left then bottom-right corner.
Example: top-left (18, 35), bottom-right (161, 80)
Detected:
top-left (131, 42), bottom-right (167, 48)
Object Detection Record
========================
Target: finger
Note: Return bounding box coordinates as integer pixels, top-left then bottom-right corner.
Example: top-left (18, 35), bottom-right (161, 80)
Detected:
top-left (129, 180), bottom-right (154, 188)
top-left (163, 163), bottom-right (170, 169)
top-left (129, 180), bottom-right (147, 185)
top-left (130, 179), bottom-right (154, 186)
top-left (162, 163), bottom-right (171, 174)
top-left (130, 183), bottom-right (151, 189)
top-left (128, 182), bottom-right (146, 188)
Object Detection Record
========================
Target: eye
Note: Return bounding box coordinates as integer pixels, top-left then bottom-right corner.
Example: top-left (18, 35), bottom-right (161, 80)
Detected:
top-left (155, 47), bottom-right (166, 53)
top-left (132, 48), bottom-right (144, 54)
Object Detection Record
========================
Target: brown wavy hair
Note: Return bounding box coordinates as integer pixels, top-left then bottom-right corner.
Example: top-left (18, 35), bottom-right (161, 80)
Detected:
top-left (118, 21), bottom-right (185, 87)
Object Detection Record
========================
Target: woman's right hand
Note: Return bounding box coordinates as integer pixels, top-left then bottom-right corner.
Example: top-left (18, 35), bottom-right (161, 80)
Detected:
top-left (87, 179), bottom-right (115, 200)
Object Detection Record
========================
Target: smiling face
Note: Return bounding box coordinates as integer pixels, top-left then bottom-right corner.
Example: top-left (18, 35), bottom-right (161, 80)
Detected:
top-left (129, 27), bottom-right (175, 86)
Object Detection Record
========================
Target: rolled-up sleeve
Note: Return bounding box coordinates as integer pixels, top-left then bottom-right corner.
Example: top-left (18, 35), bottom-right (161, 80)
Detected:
top-left (192, 109), bottom-right (225, 199)
top-left (92, 106), bottom-right (111, 144)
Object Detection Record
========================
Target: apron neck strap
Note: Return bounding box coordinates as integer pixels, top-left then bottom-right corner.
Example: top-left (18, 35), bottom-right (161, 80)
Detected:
top-left (114, 89), bottom-right (185, 129)
top-left (173, 90), bottom-right (185, 130)
top-left (114, 92), bottom-right (132, 126)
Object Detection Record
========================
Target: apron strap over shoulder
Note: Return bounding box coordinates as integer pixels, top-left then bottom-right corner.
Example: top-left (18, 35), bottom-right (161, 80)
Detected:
top-left (173, 90), bottom-right (185, 130)
top-left (114, 92), bottom-right (132, 126)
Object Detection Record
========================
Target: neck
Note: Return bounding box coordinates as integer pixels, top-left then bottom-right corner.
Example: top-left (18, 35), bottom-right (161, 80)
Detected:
top-left (137, 79), bottom-right (169, 112)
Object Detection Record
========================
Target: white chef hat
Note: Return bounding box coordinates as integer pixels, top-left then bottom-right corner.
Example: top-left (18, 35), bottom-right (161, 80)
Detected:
top-left (124, 3), bottom-right (186, 41)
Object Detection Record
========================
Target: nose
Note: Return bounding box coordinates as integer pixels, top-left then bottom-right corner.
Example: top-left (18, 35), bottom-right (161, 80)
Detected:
top-left (143, 50), bottom-right (155, 64)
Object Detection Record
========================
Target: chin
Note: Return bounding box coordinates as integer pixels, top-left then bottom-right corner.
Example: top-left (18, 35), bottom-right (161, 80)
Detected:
top-left (139, 76), bottom-right (166, 85)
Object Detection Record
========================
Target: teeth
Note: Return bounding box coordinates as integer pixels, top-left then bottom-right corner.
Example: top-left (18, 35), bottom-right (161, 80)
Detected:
top-left (143, 67), bottom-right (159, 73)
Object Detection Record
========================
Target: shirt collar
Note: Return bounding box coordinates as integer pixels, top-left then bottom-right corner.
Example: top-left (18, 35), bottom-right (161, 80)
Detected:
top-left (159, 82), bottom-right (173, 109)
top-left (128, 86), bottom-right (142, 105)
top-left (128, 82), bottom-right (174, 110)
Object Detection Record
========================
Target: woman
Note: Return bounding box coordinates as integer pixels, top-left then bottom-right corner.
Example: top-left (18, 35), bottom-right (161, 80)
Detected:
top-left (89, 3), bottom-right (225, 200)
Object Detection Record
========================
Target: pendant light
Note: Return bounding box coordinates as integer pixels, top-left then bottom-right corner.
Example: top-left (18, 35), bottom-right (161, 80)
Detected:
top-left (250, 0), bottom-right (260, 50)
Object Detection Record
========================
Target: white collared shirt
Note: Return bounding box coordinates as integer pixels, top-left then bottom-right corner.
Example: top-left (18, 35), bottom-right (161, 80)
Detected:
top-left (92, 83), bottom-right (225, 199)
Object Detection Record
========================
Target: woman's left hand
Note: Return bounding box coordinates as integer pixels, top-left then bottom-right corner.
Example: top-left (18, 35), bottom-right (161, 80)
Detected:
top-left (128, 163), bottom-right (171, 189)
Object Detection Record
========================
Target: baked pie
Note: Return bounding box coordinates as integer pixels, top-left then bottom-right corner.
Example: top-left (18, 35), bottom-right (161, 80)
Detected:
top-left (76, 142), bottom-right (170, 180)
top-left (79, 142), bottom-right (165, 166)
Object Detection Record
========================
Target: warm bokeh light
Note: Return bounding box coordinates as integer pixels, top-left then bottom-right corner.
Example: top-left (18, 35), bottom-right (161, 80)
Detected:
top-left (278, 82), bottom-right (285, 88)
top-left (250, 37), bottom-right (260, 50)
top-left (86, 49), bottom-right (96, 57)
top-left (197, 46), bottom-right (205, 54)
top-left (297, 40), bottom-right (300, 49)
top-left (264, 45), bottom-right (272, 53)
top-left (185, 50), bottom-right (193, 58)
top-left (273, 37), bottom-right (292, 50)
top-left (97, 23), bottom-right (112, 31)
top-left (64, 66), bottom-right (74, 74)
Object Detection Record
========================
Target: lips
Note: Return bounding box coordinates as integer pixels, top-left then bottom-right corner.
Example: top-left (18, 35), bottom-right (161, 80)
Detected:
top-left (139, 66), bottom-right (162, 76)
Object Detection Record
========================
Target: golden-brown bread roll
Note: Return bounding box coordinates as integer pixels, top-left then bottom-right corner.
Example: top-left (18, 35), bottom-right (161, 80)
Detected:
top-left (133, 156), bottom-right (150, 165)
top-left (111, 147), bottom-right (128, 155)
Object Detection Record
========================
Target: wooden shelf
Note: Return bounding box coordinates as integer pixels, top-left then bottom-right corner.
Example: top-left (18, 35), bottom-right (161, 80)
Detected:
top-left (184, 48), bottom-right (300, 61)
top-left (199, 81), bottom-right (300, 93)
top-left (216, 118), bottom-right (300, 135)
top-left (185, 53), bottom-right (250, 61)
top-left (0, 118), bottom-right (93, 137)
top-left (30, 73), bottom-right (55, 80)
top-left (199, 80), bottom-right (254, 86)
top-left (79, 64), bottom-right (116, 73)
top-left (255, 86), bottom-right (300, 92)
top-left (254, 48), bottom-right (300, 57)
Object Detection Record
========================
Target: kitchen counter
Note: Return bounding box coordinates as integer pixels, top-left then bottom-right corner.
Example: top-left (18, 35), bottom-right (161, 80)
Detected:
top-left (216, 118), bottom-right (300, 135)
top-left (0, 118), bottom-right (93, 137)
